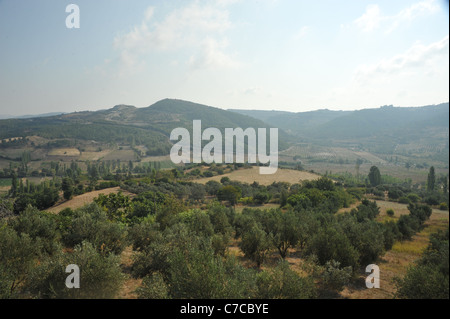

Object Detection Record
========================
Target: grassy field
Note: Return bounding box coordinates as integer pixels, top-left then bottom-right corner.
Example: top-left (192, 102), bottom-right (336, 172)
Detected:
top-left (47, 148), bottom-right (81, 156)
top-left (79, 149), bottom-right (115, 161)
top-left (102, 148), bottom-right (136, 161)
top-left (196, 167), bottom-right (320, 186)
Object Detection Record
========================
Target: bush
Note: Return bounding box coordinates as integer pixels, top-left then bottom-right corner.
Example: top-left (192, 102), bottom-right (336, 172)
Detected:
top-left (395, 265), bottom-right (449, 299)
top-left (304, 226), bottom-right (359, 271)
top-left (397, 215), bottom-right (420, 240)
top-left (26, 241), bottom-right (125, 299)
top-left (386, 209), bottom-right (395, 217)
top-left (408, 203), bottom-right (432, 224)
top-left (136, 272), bottom-right (170, 299)
top-left (202, 171), bottom-right (214, 178)
top-left (254, 192), bottom-right (270, 205)
top-left (239, 223), bottom-right (272, 268)
top-left (383, 221), bottom-right (401, 250)
top-left (62, 203), bottom-right (128, 255)
top-left (388, 188), bottom-right (403, 200)
top-left (205, 180), bottom-right (222, 196)
top-left (407, 193), bottom-right (420, 203)
top-left (8, 206), bottom-right (59, 255)
top-left (350, 199), bottom-right (380, 222)
top-left (321, 260), bottom-right (352, 292)
top-left (256, 260), bottom-right (317, 299)
top-left (168, 244), bottom-right (256, 299)
top-left (424, 192), bottom-right (440, 206)
top-left (439, 202), bottom-right (448, 211)
top-left (0, 225), bottom-right (42, 298)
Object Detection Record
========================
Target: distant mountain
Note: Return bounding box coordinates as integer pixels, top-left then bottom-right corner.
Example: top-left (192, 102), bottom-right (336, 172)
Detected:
top-left (0, 99), bottom-right (289, 155)
top-left (231, 103), bottom-right (449, 138)
top-left (229, 108), bottom-right (351, 135)
top-left (309, 103), bottom-right (449, 139)
top-left (230, 103), bottom-right (449, 161)
top-left (1, 99), bottom-right (447, 160)
top-left (0, 112), bottom-right (66, 120)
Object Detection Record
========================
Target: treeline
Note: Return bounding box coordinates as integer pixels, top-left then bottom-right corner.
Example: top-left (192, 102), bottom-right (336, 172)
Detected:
top-left (329, 165), bottom-right (449, 211)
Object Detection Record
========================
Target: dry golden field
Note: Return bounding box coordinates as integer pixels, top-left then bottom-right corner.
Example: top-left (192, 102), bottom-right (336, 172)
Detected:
top-left (196, 167), bottom-right (321, 186)
top-left (46, 187), bottom-right (134, 214)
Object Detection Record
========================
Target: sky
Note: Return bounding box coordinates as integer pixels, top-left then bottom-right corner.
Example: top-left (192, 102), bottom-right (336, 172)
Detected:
top-left (0, 0), bottom-right (448, 116)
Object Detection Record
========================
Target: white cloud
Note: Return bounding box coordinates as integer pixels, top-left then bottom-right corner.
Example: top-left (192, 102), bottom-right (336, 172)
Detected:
top-left (293, 26), bottom-right (311, 40)
top-left (354, 35), bottom-right (449, 81)
top-left (113, 1), bottom-right (239, 72)
top-left (216, 0), bottom-right (241, 7)
top-left (354, 0), bottom-right (440, 33)
top-left (189, 38), bottom-right (240, 70)
top-left (354, 4), bottom-right (382, 32)
top-left (387, 0), bottom-right (440, 33)
top-left (322, 35), bottom-right (449, 109)
top-left (242, 86), bottom-right (262, 95)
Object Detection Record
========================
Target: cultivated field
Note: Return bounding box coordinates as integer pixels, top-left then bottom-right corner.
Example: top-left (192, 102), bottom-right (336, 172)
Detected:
top-left (47, 148), bottom-right (81, 156)
top-left (196, 167), bottom-right (321, 186)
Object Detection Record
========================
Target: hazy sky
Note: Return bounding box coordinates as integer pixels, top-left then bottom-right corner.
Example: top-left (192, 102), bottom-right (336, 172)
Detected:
top-left (0, 0), bottom-right (448, 115)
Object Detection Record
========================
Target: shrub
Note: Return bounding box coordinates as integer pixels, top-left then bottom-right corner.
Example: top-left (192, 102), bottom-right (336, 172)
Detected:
top-left (239, 224), bottom-right (272, 268)
top-left (386, 209), bottom-right (395, 217)
top-left (136, 272), bottom-right (170, 299)
top-left (304, 226), bottom-right (359, 271)
top-left (388, 188), bottom-right (403, 200)
top-left (62, 203), bottom-right (128, 255)
top-left (26, 241), bottom-right (125, 299)
top-left (383, 221), bottom-right (401, 250)
top-left (407, 193), bottom-right (420, 203)
top-left (395, 265), bottom-right (449, 299)
top-left (8, 206), bottom-right (59, 256)
top-left (256, 260), bottom-right (317, 299)
top-left (398, 196), bottom-right (411, 204)
top-left (397, 215), bottom-right (420, 240)
top-left (168, 245), bottom-right (256, 299)
top-left (321, 260), bottom-right (352, 292)
top-left (254, 192), bottom-right (270, 205)
top-left (408, 203), bottom-right (432, 224)
top-left (0, 225), bottom-right (42, 298)
top-left (202, 171), bottom-right (213, 178)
